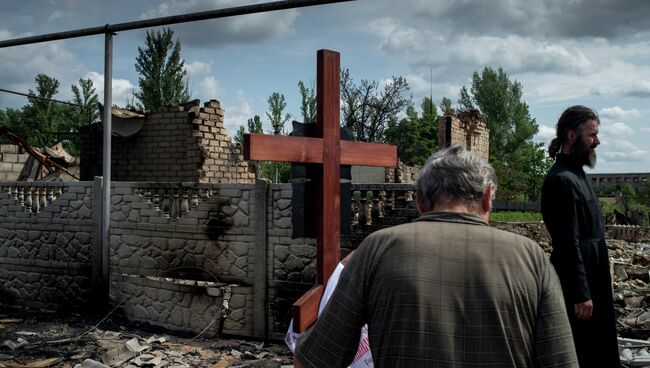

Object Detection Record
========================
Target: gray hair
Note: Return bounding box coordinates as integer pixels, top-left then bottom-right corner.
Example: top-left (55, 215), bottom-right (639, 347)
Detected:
top-left (415, 144), bottom-right (497, 211)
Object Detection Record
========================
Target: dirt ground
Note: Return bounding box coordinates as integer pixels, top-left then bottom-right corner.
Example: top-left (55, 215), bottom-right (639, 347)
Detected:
top-left (0, 305), bottom-right (293, 368)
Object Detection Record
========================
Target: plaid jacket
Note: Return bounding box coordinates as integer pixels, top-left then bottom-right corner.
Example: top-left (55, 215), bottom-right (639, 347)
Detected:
top-left (296, 212), bottom-right (578, 367)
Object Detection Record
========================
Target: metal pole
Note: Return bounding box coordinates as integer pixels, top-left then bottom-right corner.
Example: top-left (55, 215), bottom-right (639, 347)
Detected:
top-left (0, 0), bottom-right (354, 48)
top-left (101, 32), bottom-right (113, 303)
top-left (0, 87), bottom-right (83, 107)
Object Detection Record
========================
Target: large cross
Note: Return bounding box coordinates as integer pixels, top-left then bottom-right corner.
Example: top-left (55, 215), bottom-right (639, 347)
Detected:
top-left (244, 49), bottom-right (397, 332)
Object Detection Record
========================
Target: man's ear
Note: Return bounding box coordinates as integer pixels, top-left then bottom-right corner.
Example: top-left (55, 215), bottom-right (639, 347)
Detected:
top-left (481, 184), bottom-right (494, 215)
top-left (567, 130), bottom-right (577, 145)
top-left (416, 193), bottom-right (428, 214)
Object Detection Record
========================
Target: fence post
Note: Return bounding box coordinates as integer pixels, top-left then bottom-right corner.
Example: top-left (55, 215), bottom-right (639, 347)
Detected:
top-left (91, 176), bottom-right (105, 304)
top-left (253, 179), bottom-right (270, 338)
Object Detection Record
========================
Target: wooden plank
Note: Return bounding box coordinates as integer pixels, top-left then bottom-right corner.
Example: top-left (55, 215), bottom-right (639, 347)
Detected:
top-left (341, 141), bottom-right (397, 167)
top-left (316, 49), bottom-right (341, 285)
top-left (292, 285), bottom-right (324, 333)
top-left (243, 134), bottom-right (324, 163)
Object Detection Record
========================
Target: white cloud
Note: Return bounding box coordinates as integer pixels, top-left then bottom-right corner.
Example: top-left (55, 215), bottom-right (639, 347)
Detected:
top-left (193, 76), bottom-right (222, 101)
top-left (535, 124), bottom-right (556, 142)
top-left (222, 91), bottom-right (254, 140)
top-left (186, 61), bottom-right (212, 77)
top-left (599, 106), bottom-right (641, 121)
top-left (86, 72), bottom-right (136, 108)
top-left (600, 121), bottom-right (633, 136)
top-left (599, 139), bottom-right (646, 162)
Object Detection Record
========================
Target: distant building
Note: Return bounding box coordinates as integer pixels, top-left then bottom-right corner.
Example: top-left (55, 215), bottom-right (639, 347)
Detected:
top-left (587, 173), bottom-right (650, 193)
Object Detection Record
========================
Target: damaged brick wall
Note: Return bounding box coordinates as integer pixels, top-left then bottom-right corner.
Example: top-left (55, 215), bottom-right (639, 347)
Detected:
top-left (438, 110), bottom-right (490, 161)
top-left (0, 144), bottom-right (29, 181)
top-left (80, 100), bottom-right (256, 184)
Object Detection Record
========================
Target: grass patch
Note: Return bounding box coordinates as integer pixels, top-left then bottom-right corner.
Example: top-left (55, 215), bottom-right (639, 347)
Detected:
top-left (490, 211), bottom-right (542, 222)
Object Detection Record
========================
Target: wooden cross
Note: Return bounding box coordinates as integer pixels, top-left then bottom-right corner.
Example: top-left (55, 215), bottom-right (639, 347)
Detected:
top-left (244, 49), bottom-right (397, 332)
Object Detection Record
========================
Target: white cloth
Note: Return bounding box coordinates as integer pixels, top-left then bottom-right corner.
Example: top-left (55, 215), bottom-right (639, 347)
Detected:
top-left (285, 262), bottom-right (373, 368)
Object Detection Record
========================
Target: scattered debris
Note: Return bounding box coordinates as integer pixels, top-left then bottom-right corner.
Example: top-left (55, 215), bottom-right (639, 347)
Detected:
top-left (0, 307), bottom-right (292, 368)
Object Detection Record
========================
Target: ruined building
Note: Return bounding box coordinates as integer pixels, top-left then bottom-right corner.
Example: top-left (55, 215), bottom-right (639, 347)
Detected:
top-left (438, 110), bottom-right (490, 162)
top-left (80, 99), bottom-right (256, 183)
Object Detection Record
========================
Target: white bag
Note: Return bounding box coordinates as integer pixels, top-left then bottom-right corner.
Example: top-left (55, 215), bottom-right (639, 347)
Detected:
top-left (285, 262), bottom-right (374, 368)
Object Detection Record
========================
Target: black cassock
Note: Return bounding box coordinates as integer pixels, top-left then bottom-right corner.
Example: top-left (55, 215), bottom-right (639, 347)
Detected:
top-left (541, 154), bottom-right (620, 367)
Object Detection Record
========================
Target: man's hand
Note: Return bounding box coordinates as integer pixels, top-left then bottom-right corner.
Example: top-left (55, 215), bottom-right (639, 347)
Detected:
top-left (575, 300), bottom-right (593, 320)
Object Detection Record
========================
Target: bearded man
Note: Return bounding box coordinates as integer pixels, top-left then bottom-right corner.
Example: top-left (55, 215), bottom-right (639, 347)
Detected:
top-left (541, 105), bottom-right (620, 367)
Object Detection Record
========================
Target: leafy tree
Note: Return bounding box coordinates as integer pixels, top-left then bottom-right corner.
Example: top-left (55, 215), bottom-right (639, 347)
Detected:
top-left (457, 66), bottom-right (551, 200)
top-left (247, 115), bottom-right (263, 134)
top-left (439, 97), bottom-right (453, 114)
top-left (69, 78), bottom-right (99, 126)
top-left (298, 80), bottom-right (316, 124)
top-left (234, 115), bottom-right (263, 145)
top-left (340, 69), bottom-right (410, 142)
top-left (1, 75), bottom-right (97, 154)
top-left (134, 27), bottom-right (190, 111)
top-left (19, 74), bottom-right (70, 149)
top-left (385, 97), bottom-right (439, 165)
top-left (0, 108), bottom-right (27, 137)
top-left (234, 126), bottom-right (246, 146)
top-left (266, 92), bottom-right (290, 135)
top-left (258, 95), bottom-right (291, 182)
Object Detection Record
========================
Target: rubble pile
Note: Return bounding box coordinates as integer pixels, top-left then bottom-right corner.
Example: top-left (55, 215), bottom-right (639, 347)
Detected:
top-left (609, 239), bottom-right (650, 367)
top-left (0, 309), bottom-right (292, 368)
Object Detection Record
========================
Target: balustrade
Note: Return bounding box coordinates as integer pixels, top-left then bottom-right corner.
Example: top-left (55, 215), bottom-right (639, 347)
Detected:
top-left (135, 186), bottom-right (214, 220)
top-left (1, 184), bottom-right (64, 214)
top-left (350, 184), bottom-right (417, 227)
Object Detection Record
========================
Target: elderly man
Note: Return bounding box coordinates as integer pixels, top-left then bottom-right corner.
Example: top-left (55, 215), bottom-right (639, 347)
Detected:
top-left (295, 144), bottom-right (578, 367)
top-left (541, 105), bottom-right (620, 367)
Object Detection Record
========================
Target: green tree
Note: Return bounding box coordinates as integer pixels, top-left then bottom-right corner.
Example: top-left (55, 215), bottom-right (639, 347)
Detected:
top-left (234, 115), bottom-right (263, 145)
top-left (266, 92), bottom-right (290, 135)
top-left (457, 66), bottom-right (551, 200)
top-left (258, 94), bottom-right (291, 182)
top-left (298, 80), bottom-right (316, 124)
top-left (439, 97), bottom-right (453, 114)
top-left (21, 74), bottom-right (68, 148)
top-left (69, 78), bottom-right (99, 126)
top-left (385, 97), bottom-right (439, 165)
top-left (134, 27), bottom-right (189, 111)
top-left (340, 69), bottom-right (410, 142)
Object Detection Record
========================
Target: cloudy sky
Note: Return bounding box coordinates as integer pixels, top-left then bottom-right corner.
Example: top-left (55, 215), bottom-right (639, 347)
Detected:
top-left (1, 0), bottom-right (648, 173)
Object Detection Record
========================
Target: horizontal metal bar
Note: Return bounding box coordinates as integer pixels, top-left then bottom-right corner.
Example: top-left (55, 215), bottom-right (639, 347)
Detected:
top-left (0, 0), bottom-right (354, 48)
top-left (0, 87), bottom-right (84, 107)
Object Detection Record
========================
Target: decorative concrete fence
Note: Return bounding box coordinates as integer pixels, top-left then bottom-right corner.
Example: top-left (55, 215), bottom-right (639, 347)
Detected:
top-left (0, 180), bottom-right (316, 339)
top-left (8, 180), bottom-right (635, 339)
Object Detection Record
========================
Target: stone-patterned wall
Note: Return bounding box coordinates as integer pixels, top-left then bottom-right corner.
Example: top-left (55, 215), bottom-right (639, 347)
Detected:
top-left (107, 182), bottom-right (257, 336)
top-left (438, 110), bottom-right (490, 161)
top-left (80, 100), bottom-right (256, 184)
top-left (0, 182), bottom-right (95, 309)
top-left (0, 144), bottom-right (29, 181)
top-left (266, 184), bottom-right (317, 338)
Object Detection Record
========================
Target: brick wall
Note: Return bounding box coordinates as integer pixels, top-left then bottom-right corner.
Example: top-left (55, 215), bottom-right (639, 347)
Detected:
top-left (80, 100), bottom-right (256, 184)
top-left (0, 144), bottom-right (29, 181)
top-left (438, 110), bottom-right (490, 161)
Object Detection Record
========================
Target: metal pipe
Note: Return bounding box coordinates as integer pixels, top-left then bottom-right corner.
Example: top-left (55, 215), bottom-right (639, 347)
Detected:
top-left (0, 87), bottom-right (84, 107)
top-left (101, 32), bottom-right (113, 303)
top-left (0, 0), bottom-right (354, 48)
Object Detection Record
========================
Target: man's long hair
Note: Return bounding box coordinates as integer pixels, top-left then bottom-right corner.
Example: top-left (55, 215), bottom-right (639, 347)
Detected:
top-left (548, 105), bottom-right (599, 159)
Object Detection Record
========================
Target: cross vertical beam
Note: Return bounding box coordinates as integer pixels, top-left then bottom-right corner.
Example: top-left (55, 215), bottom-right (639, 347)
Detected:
top-left (243, 49), bottom-right (397, 333)
top-left (315, 49), bottom-right (340, 285)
